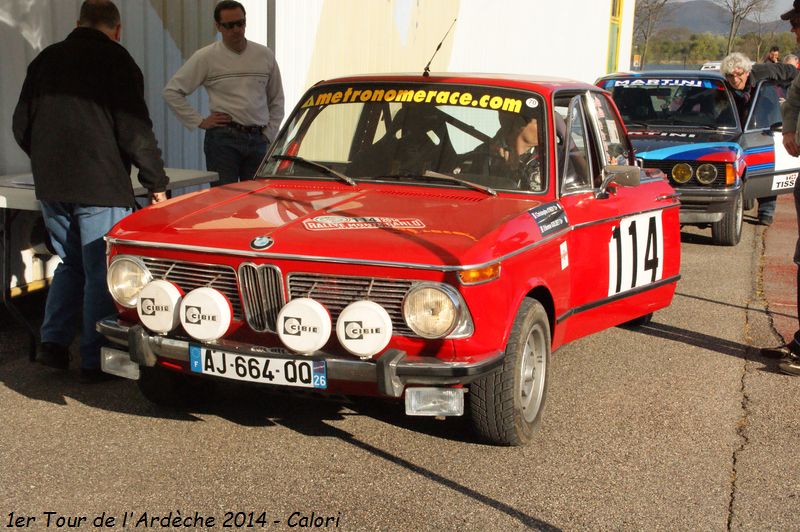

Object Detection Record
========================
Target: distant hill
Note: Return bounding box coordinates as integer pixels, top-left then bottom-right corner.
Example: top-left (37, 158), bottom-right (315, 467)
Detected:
top-left (661, 0), bottom-right (782, 35)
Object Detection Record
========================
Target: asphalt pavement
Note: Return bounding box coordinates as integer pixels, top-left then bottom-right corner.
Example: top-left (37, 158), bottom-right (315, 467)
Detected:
top-left (1, 202), bottom-right (799, 531)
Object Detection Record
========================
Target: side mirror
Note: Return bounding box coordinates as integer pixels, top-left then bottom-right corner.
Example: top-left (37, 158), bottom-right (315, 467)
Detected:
top-left (597, 164), bottom-right (641, 198)
top-left (769, 121), bottom-right (783, 132)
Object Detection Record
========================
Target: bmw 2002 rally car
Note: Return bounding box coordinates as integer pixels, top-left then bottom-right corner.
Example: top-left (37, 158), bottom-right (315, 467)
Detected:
top-left (98, 73), bottom-right (681, 445)
top-left (598, 71), bottom-right (800, 246)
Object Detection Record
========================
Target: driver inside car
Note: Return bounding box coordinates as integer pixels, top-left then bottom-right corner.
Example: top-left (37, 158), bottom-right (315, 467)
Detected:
top-left (461, 110), bottom-right (543, 191)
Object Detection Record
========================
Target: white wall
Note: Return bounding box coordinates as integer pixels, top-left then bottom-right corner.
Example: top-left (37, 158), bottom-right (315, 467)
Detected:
top-left (273, 0), bottom-right (634, 117)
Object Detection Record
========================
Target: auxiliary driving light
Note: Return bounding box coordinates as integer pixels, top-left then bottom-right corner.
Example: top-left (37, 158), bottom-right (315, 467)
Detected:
top-left (137, 280), bottom-right (183, 333)
top-left (179, 287), bottom-right (232, 342)
top-left (335, 300), bottom-right (393, 359)
top-left (405, 388), bottom-right (465, 416)
top-left (696, 163), bottom-right (718, 185)
top-left (276, 298), bottom-right (332, 354)
top-left (671, 163), bottom-right (692, 184)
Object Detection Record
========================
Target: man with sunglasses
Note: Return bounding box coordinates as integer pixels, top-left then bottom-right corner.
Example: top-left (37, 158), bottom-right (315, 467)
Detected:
top-left (770, 0), bottom-right (800, 375)
top-left (164, 0), bottom-right (284, 186)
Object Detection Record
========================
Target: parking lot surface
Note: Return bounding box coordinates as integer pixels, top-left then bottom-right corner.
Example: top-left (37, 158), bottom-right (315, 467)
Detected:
top-left (1, 203), bottom-right (799, 531)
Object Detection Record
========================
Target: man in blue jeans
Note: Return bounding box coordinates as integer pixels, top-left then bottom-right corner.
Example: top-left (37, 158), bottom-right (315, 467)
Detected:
top-left (164, 0), bottom-right (284, 185)
top-left (12, 0), bottom-right (168, 382)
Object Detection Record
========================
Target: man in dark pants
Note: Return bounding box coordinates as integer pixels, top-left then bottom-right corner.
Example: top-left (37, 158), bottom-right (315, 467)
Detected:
top-left (720, 51), bottom-right (797, 226)
top-left (163, 0), bottom-right (284, 186)
top-left (12, 0), bottom-right (168, 382)
top-left (764, 0), bottom-right (800, 375)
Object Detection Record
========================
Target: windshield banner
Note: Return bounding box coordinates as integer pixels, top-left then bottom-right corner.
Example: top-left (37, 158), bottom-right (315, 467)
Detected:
top-left (301, 85), bottom-right (530, 114)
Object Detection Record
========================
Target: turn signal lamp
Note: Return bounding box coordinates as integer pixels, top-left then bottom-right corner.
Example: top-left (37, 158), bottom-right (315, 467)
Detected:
top-left (726, 163), bottom-right (735, 185)
top-left (458, 264), bottom-right (501, 285)
top-left (671, 163), bottom-right (692, 184)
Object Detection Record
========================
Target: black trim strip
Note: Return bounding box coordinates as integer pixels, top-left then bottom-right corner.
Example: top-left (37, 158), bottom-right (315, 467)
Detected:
top-left (555, 274), bottom-right (681, 324)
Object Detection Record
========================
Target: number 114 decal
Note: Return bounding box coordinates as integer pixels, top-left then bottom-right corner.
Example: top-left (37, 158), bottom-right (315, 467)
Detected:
top-left (608, 212), bottom-right (664, 296)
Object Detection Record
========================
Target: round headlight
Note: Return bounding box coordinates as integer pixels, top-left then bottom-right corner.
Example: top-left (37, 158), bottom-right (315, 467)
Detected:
top-left (403, 284), bottom-right (458, 338)
top-left (671, 163), bottom-right (692, 184)
top-left (696, 163), bottom-right (718, 185)
top-left (107, 256), bottom-right (152, 308)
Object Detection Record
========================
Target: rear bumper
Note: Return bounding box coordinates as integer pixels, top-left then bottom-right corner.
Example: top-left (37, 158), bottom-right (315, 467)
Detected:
top-left (97, 316), bottom-right (503, 398)
top-left (677, 184), bottom-right (742, 224)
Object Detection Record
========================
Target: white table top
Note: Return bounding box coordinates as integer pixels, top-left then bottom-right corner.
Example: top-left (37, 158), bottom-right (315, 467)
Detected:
top-left (0, 168), bottom-right (218, 211)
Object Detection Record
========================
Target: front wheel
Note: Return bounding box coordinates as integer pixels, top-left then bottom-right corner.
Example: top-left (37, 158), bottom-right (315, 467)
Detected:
top-left (711, 191), bottom-right (743, 246)
top-left (469, 298), bottom-right (550, 446)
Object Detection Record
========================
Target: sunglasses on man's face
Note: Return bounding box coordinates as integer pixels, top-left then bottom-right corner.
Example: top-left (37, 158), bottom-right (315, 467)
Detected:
top-left (219, 18), bottom-right (245, 30)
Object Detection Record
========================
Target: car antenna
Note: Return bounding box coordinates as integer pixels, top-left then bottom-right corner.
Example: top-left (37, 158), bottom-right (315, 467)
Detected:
top-left (423, 18), bottom-right (457, 77)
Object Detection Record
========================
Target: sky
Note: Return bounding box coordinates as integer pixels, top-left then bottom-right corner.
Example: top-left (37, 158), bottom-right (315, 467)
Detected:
top-left (674, 0), bottom-right (789, 22)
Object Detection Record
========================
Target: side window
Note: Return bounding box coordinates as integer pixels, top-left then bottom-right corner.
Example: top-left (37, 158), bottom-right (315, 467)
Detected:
top-left (559, 96), bottom-right (593, 194)
top-left (747, 81), bottom-right (786, 130)
top-left (589, 93), bottom-right (630, 168)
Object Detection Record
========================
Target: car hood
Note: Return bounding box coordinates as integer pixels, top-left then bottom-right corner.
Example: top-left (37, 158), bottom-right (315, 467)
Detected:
top-left (629, 129), bottom-right (742, 161)
top-left (110, 180), bottom-right (546, 267)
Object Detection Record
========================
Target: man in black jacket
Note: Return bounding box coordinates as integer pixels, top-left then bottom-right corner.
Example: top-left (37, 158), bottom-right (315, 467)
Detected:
top-left (720, 51), bottom-right (798, 226)
top-left (12, 0), bottom-right (169, 382)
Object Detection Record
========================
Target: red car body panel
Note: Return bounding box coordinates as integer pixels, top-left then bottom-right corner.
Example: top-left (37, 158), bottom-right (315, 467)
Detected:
top-left (100, 73), bottom-right (681, 407)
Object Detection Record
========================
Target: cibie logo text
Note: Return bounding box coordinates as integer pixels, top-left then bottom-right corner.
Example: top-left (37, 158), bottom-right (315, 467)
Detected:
top-left (283, 317), bottom-right (319, 336)
top-left (185, 306), bottom-right (217, 324)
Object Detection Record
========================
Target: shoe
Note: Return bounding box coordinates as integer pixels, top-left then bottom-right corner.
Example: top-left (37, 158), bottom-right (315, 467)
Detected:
top-left (36, 342), bottom-right (70, 370)
top-left (78, 368), bottom-right (121, 384)
top-left (778, 356), bottom-right (800, 376)
top-left (759, 215), bottom-right (773, 226)
top-left (760, 343), bottom-right (800, 359)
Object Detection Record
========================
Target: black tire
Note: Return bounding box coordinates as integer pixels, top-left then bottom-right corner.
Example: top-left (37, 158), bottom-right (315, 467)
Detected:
top-left (138, 365), bottom-right (214, 408)
top-left (619, 312), bottom-right (653, 328)
top-left (711, 191), bottom-right (743, 246)
top-left (469, 298), bottom-right (550, 446)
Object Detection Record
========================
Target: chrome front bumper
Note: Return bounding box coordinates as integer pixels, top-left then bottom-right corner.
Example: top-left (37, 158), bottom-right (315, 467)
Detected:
top-left (97, 316), bottom-right (504, 398)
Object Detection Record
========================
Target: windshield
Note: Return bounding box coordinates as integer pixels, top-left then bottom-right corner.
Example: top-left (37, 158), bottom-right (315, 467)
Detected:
top-left (601, 78), bottom-right (738, 130)
top-left (258, 82), bottom-right (548, 194)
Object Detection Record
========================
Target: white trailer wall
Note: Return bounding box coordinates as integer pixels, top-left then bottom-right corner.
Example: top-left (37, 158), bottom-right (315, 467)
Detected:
top-left (1, 0), bottom-right (632, 176)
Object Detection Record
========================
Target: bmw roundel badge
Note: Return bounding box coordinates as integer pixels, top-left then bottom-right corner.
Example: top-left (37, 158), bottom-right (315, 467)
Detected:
top-left (250, 236), bottom-right (274, 250)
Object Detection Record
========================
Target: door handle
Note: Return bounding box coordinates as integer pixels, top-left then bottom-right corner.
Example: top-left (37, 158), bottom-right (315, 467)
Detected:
top-left (656, 193), bottom-right (681, 201)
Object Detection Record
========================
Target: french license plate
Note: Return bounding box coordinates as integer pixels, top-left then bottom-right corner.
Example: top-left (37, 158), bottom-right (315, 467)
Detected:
top-left (772, 172), bottom-right (797, 191)
top-left (189, 345), bottom-right (327, 389)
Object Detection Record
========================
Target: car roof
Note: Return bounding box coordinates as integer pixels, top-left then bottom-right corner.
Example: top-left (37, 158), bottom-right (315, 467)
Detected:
top-left (313, 72), bottom-right (600, 95)
top-left (599, 70), bottom-right (725, 82)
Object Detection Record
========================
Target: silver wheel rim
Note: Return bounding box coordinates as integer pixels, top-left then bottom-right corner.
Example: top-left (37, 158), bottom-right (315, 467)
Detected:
top-left (735, 193), bottom-right (743, 236)
top-left (518, 322), bottom-right (547, 423)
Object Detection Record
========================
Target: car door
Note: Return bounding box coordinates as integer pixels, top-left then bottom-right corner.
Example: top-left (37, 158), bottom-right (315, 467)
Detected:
top-left (742, 80), bottom-right (800, 200)
top-left (557, 91), bottom-right (681, 345)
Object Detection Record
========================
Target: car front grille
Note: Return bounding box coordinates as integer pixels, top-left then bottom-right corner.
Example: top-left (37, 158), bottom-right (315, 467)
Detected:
top-left (287, 273), bottom-right (416, 337)
top-left (141, 257), bottom-right (243, 319)
top-left (642, 160), bottom-right (728, 186)
top-left (238, 263), bottom-right (285, 332)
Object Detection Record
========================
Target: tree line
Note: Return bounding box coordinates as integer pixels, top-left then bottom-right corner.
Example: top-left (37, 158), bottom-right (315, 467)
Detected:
top-left (634, 0), bottom-right (794, 67)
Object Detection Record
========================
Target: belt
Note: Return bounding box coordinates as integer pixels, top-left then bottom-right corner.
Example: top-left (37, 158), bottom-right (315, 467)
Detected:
top-left (226, 122), bottom-right (265, 135)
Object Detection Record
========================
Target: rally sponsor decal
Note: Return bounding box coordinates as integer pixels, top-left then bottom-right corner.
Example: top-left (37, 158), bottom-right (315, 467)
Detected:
top-left (772, 172), bottom-right (797, 191)
top-left (604, 78), bottom-right (715, 88)
top-left (744, 145), bottom-right (775, 173)
top-left (529, 202), bottom-right (568, 237)
top-left (303, 215), bottom-right (425, 231)
top-left (301, 86), bottom-right (529, 114)
top-left (636, 141), bottom-right (741, 161)
top-left (628, 131), bottom-right (697, 138)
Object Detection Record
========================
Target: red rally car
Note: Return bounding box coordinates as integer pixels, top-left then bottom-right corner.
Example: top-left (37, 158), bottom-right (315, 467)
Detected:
top-left (98, 73), bottom-right (681, 446)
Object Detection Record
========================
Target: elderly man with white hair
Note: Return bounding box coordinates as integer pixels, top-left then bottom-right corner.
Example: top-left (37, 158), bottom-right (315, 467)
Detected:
top-left (720, 51), bottom-right (797, 225)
